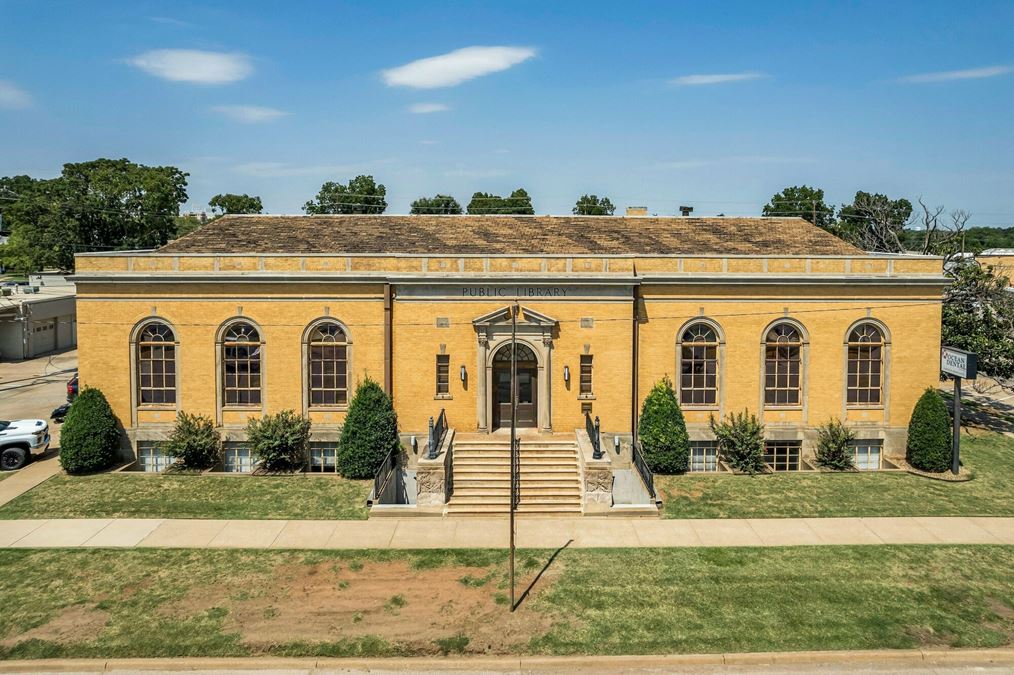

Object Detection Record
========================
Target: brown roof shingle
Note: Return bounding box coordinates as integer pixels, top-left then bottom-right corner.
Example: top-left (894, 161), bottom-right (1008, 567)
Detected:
top-left (159, 215), bottom-right (862, 256)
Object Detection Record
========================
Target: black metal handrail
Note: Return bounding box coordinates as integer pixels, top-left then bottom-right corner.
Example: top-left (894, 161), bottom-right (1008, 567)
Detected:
top-left (427, 408), bottom-right (447, 460)
top-left (373, 447), bottom-right (398, 502)
top-left (586, 412), bottom-right (602, 460)
top-left (631, 440), bottom-right (656, 499)
top-left (511, 436), bottom-right (520, 508)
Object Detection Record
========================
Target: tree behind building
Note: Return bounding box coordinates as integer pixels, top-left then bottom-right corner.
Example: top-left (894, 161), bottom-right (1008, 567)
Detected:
top-left (303, 175), bottom-right (387, 215)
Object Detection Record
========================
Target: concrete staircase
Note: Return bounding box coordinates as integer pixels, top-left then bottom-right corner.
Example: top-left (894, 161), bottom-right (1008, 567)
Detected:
top-left (446, 435), bottom-right (583, 516)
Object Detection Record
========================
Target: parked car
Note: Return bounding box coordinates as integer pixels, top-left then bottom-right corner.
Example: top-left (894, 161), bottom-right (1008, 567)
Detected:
top-left (50, 403), bottom-right (71, 423)
top-left (67, 373), bottom-right (78, 402)
top-left (0, 419), bottom-right (51, 470)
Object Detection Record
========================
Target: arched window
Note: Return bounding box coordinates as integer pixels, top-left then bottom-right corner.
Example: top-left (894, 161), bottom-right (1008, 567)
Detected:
top-left (493, 343), bottom-right (537, 362)
top-left (847, 323), bottom-right (885, 405)
top-left (308, 322), bottom-right (348, 406)
top-left (679, 322), bottom-right (719, 406)
top-left (764, 323), bottom-right (802, 406)
top-left (222, 322), bottom-right (261, 406)
top-left (137, 321), bottom-right (176, 405)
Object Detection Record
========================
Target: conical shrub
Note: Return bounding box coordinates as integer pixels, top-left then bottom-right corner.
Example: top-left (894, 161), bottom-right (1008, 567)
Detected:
top-left (906, 388), bottom-right (952, 472)
top-left (337, 378), bottom-right (400, 479)
top-left (638, 376), bottom-right (690, 473)
top-left (59, 387), bottom-right (121, 474)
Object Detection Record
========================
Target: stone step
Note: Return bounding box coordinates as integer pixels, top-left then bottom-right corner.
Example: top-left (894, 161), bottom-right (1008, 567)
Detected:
top-left (453, 456), bottom-right (578, 466)
top-left (451, 489), bottom-right (582, 500)
top-left (453, 452), bottom-right (577, 461)
top-left (453, 476), bottom-right (581, 486)
top-left (448, 496), bottom-right (582, 507)
top-left (454, 467), bottom-right (579, 477)
top-left (446, 504), bottom-right (584, 515)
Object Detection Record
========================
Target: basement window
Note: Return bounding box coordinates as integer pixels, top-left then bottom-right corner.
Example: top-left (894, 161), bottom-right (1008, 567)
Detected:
top-left (763, 441), bottom-right (801, 472)
top-left (689, 441), bottom-right (718, 472)
top-left (309, 443), bottom-right (339, 473)
top-left (223, 443), bottom-right (254, 473)
top-left (136, 442), bottom-right (173, 472)
top-left (852, 440), bottom-right (882, 471)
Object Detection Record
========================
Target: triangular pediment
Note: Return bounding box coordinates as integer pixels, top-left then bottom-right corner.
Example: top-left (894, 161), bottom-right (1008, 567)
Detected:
top-left (472, 305), bottom-right (559, 328)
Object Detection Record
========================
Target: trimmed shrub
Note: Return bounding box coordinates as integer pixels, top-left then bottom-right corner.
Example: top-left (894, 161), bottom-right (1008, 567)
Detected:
top-left (906, 388), bottom-right (952, 472)
top-left (710, 410), bottom-right (766, 474)
top-left (59, 387), bottom-right (121, 474)
top-left (163, 412), bottom-right (220, 470)
top-left (637, 376), bottom-right (690, 473)
top-left (338, 378), bottom-right (400, 479)
top-left (814, 418), bottom-right (856, 471)
top-left (248, 410), bottom-right (311, 472)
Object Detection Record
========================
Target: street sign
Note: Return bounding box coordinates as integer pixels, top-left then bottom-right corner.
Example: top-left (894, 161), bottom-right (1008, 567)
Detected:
top-left (941, 347), bottom-right (978, 380)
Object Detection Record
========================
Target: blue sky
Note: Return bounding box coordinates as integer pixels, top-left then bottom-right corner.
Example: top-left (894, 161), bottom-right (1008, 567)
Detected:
top-left (2, 0), bottom-right (1013, 222)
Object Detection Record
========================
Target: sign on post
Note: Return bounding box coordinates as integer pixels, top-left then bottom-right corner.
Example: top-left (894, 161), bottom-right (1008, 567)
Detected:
top-left (941, 346), bottom-right (977, 475)
top-left (941, 347), bottom-right (978, 380)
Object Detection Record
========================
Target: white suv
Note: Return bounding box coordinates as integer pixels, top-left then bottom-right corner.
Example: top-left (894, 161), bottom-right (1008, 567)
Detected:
top-left (0, 419), bottom-right (51, 470)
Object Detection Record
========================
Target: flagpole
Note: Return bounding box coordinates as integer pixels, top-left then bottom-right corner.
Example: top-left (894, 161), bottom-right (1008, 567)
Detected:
top-left (509, 301), bottom-right (518, 611)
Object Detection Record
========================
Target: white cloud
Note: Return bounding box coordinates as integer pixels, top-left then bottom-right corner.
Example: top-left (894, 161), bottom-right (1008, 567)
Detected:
top-left (897, 65), bottom-right (1013, 83)
top-left (408, 102), bottom-right (450, 114)
top-left (148, 16), bottom-right (192, 27)
top-left (668, 71), bottom-right (766, 86)
top-left (211, 105), bottom-right (289, 123)
top-left (382, 46), bottom-right (537, 89)
top-left (443, 167), bottom-right (510, 178)
top-left (127, 49), bottom-right (253, 84)
top-left (0, 80), bottom-right (32, 109)
top-left (419, 140), bottom-right (439, 145)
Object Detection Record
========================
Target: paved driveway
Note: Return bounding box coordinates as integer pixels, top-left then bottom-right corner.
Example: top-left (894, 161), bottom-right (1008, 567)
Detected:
top-left (0, 348), bottom-right (76, 426)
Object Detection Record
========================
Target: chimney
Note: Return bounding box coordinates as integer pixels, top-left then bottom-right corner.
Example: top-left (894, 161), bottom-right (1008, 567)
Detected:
top-left (625, 206), bottom-right (648, 216)
top-left (678, 205), bottom-right (694, 217)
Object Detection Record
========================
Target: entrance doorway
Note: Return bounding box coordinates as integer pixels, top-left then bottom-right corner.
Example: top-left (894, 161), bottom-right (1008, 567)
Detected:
top-left (492, 342), bottom-right (538, 428)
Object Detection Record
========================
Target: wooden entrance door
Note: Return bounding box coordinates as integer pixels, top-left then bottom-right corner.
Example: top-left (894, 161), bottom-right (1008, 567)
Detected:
top-left (492, 343), bottom-right (538, 428)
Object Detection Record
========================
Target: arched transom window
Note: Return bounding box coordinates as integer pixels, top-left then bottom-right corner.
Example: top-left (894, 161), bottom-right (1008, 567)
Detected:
top-left (493, 343), bottom-right (537, 362)
top-left (222, 322), bottom-right (261, 406)
top-left (764, 323), bottom-right (802, 406)
top-left (137, 321), bottom-right (176, 405)
top-left (308, 322), bottom-right (348, 406)
top-left (847, 323), bottom-right (885, 405)
top-left (679, 322), bottom-right (719, 406)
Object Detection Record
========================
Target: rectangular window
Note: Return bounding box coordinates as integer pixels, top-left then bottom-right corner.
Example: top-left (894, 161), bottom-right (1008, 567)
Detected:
top-left (308, 443), bottom-right (339, 473)
top-left (689, 441), bottom-right (719, 472)
top-left (136, 442), bottom-right (173, 472)
top-left (764, 345), bottom-right (801, 406)
top-left (852, 440), bottom-right (882, 471)
top-left (763, 441), bottom-right (801, 472)
top-left (847, 345), bottom-right (883, 405)
top-left (435, 354), bottom-right (450, 395)
top-left (223, 443), bottom-right (253, 473)
top-left (680, 345), bottom-right (718, 405)
top-left (579, 355), bottom-right (593, 395)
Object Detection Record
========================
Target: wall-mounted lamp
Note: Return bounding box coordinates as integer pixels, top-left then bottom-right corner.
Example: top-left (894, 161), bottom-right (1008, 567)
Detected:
top-left (410, 435), bottom-right (418, 454)
top-left (614, 435), bottom-right (621, 454)
top-left (460, 365), bottom-right (467, 382)
top-left (563, 365), bottom-right (570, 383)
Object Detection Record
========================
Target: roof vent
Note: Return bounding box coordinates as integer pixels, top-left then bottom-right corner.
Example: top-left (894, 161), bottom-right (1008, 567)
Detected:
top-left (678, 205), bottom-right (694, 217)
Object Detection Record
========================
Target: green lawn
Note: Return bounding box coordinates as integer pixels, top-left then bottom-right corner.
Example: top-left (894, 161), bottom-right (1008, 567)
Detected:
top-left (660, 432), bottom-right (1014, 519)
top-left (0, 474), bottom-right (371, 520)
top-left (0, 546), bottom-right (1011, 658)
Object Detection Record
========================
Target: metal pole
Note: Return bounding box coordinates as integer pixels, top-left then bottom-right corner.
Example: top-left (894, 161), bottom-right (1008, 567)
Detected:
top-left (952, 376), bottom-right (962, 475)
top-left (509, 301), bottom-right (518, 611)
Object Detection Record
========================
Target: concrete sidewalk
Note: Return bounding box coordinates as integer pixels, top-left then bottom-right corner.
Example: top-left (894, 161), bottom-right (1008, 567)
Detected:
top-left (1, 515), bottom-right (1012, 549)
top-left (0, 453), bottom-right (62, 509)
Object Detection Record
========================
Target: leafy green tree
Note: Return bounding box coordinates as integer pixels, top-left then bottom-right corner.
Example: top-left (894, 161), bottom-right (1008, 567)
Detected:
top-left (814, 418), bottom-right (856, 470)
top-left (466, 188), bottom-right (534, 215)
top-left (710, 410), bottom-right (766, 474)
top-left (163, 411), bottom-right (220, 470)
top-left (573, 194), bottom-right (616, 216)
top-left (0, 159), bottom-right (188, 272)
top-left (174, 214), bottom-right (204, 238)
top-left (637, 376), bottom-right (690, 473)
top-left (837, 191), bottom-right (913, 252)
top-left (247, 410), bottom-right (311, 472)
top-left (410, 194), bottom-right (463, 214)
top-left (209, 193), bottom-right (263, 215)
top-left (59, 388), bottom-right (121, 474)
top-left (906, 388), bottom-right (952, 472)
top-left (303, 175), bottom-right (386, 214)
top-left (337, 378), bottom-right (400, 479)
top-left (762, 185), bottom-right (835, 230)
top-left (942, 259), bottom-right (1014, 380)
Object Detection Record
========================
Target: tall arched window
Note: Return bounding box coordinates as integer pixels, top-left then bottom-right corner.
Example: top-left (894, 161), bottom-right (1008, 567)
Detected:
top-left (308, 322), bottom-right (349, 406)
top-left (764, 323), bottom-right (802, 406)
top-left (679, 322), bottom-right (719, 406)
top-left (137, 321), bottom-right (176, 405)
top-left (222, 322), bottom-right (262, 406)
top-left (847, 323), bottom-right (885, 405)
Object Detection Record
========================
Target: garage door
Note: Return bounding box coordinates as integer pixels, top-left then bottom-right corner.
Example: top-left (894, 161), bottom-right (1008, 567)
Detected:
top-left (30, 319), bottom-right (57, 355)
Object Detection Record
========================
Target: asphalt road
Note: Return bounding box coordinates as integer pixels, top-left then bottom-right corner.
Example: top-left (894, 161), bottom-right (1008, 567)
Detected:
top-left (0, 348), bottom-right (76, 440)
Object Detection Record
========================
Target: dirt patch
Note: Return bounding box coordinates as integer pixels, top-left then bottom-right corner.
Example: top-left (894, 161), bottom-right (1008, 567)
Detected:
top-left (904, 624), bottom-right (958, 647)
top-left (1, 605), bottom-right (108, 647)
top-left (164, 559), bottom-right (559, 655)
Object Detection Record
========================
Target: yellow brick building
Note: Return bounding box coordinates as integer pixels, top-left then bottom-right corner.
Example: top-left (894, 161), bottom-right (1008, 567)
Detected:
top-left (73, 214), bottom-right (946, 482)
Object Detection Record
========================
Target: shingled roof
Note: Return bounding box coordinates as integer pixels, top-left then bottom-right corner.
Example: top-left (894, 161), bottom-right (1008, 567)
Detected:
top-left (159, 215), bottom-right (862, 256)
